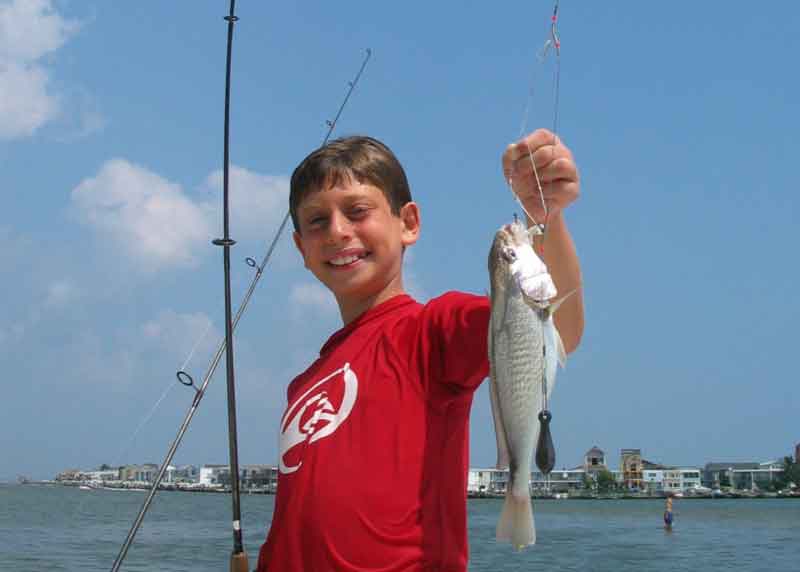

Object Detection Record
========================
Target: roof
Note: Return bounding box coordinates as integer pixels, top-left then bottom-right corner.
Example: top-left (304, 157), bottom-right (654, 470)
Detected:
top-left (704, 462), bottom-right (762, 471)
top-left (620, 448), bottom-right (642, 455)
top-left (586, 446), bottom-right (604, 456)
top-left (642, 459), bottom-right (672, 470)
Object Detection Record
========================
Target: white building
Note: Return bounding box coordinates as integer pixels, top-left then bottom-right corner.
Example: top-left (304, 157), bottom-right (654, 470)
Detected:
top-left (642, 469), bottom-right (664, 492)
top-left (663, 469), bottom-right (682, 494)
top-left (679, 468), bottom-right (702, 490)
top-left (643, 467), bottom-right (702, 493)
top-left (199, 464), bottom-right (230, 486)
top-left (84, 469), bottom-right (119, 482)
top-left (467, 468), bottom-right (510, 494)
top-left (120, 464), bottom-right (158, 482)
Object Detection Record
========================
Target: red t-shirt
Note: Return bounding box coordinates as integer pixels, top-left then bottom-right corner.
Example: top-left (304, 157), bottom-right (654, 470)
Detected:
top-left (256, 292), bottom-right (490, 572)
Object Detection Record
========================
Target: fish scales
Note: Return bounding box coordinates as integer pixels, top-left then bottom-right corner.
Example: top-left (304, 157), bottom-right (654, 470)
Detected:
top-left (488, 220), bottom-right (563, 550)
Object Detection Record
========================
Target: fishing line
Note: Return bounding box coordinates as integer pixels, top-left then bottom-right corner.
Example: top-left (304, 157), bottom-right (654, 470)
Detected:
top-left (107, 36), bottom-right (372, 571)
top-left (508, 0), bottom-right (561, 249)
top-left (510, 0), bottom-right (563, 480)
top-left (70, 321), bottom-right (215, 520)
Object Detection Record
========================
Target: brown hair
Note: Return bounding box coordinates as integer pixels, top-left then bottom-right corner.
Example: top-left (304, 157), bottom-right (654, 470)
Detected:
top-left (289, 135), bottom-right (412, 231)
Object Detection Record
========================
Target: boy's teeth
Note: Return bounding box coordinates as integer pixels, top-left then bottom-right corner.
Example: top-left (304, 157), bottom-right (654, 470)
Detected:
top-left (330, 254), bottom-right (361, 266)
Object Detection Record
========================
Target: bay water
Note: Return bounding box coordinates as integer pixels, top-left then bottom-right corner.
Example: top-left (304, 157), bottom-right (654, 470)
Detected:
top-left (1, 484), bottom-right (797, 571)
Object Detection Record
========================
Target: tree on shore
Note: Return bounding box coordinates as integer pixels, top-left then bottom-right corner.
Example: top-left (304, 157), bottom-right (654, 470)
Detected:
top-left (779, 456), bottom-right (799, 489)
top-left (596, 469), bottom-right (616, 493)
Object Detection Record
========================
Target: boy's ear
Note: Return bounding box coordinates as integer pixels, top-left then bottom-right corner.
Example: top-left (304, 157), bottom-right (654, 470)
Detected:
top-left (400, 202), bottom-right (421, 247)
top-left (292, 231), bottom-right (309, 268)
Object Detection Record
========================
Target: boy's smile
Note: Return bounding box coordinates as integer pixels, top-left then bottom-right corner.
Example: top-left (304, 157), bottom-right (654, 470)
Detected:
top-left (293, 179), bottom-right (420, 324)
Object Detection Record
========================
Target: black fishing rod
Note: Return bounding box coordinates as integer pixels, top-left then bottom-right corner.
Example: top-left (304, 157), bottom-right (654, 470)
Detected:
top-left (214, 1), bottom-right (248, 570)
top-left (107, 32), bottom-right (372, 572)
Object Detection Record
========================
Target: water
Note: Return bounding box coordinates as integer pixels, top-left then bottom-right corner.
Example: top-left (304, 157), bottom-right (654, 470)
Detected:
top-left (1, 484), bottom-right (798, 571)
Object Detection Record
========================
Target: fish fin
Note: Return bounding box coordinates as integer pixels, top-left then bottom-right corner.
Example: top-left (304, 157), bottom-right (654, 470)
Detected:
top-left (496, 491), bottom-right (536, 548)
top-left (489, 373), bottom-right (511, 469)
top-left (555, 326), bottom-right (567, 369)
top-left (546, 287), bottom-right (580, 318)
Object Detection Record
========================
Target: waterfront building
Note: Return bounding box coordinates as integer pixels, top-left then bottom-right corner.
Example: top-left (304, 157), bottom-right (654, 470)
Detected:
top-left (199, 464), bottom-right (230, 486)
top-left (663, 469), bottom-right (682, 494)
top-left (84, 469), bottom-right (120, 482)
top-left (703, 461), bottom-right (785, 490)
top-left (584, 446), bottom-right (607, 475)
top-left (620, 449), bottom-right (643, 490)
top-left (467, 468), bottom-right (505, 494)
top-left (164, 465), bottom-right (177, 483)
top-left (679, 468), bottom-right (702, 490)
top-left (179, 464), bottom-right (199, 482)
top-left (242, 464), bottom-right (278, 491)
top-left (164, 464), bottom-right (199, 483)
top-left (642, 468), bottom-right (665, 493)
top-left (55, 469), bottom-right (86, 481)
top-left (119, 464), bottom-right (158, 482)
top-left (467, 467), bottom-right (587, 495)
top-left (532, 468), bottom-right (587, 493)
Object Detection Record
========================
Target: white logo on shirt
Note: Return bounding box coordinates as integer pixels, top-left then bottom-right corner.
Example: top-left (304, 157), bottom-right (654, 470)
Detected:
top-left (278, 363), bottom-right (358, 474)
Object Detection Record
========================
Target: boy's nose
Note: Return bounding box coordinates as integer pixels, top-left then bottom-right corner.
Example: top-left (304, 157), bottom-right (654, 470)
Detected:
top-left (327, 211), bottom-right (353, 242)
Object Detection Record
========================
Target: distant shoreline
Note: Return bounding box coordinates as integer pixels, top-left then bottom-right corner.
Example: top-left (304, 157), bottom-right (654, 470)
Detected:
top-left (15, 480), bottom-right (800, 500)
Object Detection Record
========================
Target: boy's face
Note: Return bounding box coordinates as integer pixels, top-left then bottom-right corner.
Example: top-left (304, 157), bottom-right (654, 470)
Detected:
top-left (292, 178), bottom-right (420, 309)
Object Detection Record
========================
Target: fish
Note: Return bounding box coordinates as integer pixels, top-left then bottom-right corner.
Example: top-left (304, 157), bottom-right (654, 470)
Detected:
top-left (487, 219), bottom-right (568, 549)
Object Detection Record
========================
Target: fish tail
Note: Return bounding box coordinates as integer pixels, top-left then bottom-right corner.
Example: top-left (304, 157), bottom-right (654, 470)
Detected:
top-left (496, 490), bottom-right (536, 548)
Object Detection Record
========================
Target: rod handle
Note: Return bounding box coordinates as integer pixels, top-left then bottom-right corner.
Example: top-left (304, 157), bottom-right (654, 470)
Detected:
top-left (230, 551), bottom-right (249, 572)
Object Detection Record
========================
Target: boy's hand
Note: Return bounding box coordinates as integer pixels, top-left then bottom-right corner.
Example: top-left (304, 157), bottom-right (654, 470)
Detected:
top-left (502, 128), bottom-right (579, 224)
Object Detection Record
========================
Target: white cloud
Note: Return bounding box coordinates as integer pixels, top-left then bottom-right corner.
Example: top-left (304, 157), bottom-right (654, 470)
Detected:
top-left (0, 62), bottom-right (58, 138)
top-left (201, 167), bottom-right (289, 239)
top-left (289, 282), bottom-right (337, 317)
top-left (0, 0), bottom-right (78, 62)
top-left (71, 159), bottom-right (213, 272)
top-left (0, 0), bottom-right (79, 139)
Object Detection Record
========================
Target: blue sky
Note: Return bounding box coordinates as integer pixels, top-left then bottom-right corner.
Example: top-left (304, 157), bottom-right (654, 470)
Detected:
top-left (1, 0), bottom-right (798, 482)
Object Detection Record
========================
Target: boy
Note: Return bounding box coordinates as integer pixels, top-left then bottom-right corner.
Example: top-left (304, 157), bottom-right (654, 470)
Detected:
top-left (256, 130), bottom-right (584, 571)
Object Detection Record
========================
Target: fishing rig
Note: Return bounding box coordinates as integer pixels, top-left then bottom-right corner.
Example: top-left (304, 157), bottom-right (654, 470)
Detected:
top-left (507, 0), bottom-right (562, 483)
top-left (108, 3), bottom-right (372, 570)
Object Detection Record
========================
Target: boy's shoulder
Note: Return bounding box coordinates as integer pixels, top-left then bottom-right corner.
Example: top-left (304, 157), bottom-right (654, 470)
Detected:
top-left (292, 290), bottom-right (487, 373)
top-left (345, 290), bottom-right (488, 338)
top-left (285, 290), bottom-right (490, 400)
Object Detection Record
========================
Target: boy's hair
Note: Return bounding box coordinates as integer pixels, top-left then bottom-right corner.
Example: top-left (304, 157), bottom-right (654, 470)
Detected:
top-left (289, 135), bottom-right (412, 231)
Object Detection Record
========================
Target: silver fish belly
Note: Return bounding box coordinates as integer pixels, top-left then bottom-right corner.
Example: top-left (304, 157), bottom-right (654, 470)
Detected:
top-left (488, 221), bottom-right (563, 549)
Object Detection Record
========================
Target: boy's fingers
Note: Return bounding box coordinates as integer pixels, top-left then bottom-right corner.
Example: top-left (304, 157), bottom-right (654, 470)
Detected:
top-left (537, 157), bottom-right (579, 185)
top-left (504, 130), bottom-right (555, 161)
top-left (509, 146), bottom-right (571, 180)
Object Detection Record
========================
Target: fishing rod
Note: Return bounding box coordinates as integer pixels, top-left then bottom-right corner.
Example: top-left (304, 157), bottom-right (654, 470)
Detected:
top-left (107, 29), bottom-right (372, 572)
top-left (215, 1), bottom-right (247, 569)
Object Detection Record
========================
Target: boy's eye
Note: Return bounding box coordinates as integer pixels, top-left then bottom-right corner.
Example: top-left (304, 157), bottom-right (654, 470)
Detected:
top-left (307, 215), bottom-right (327, 227)
top-left (348, 205), bottom-right (370, 218)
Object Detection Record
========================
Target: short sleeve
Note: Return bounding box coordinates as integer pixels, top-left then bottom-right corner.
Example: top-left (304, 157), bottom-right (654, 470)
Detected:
top-left (420, 291), bottom-right (490, 393)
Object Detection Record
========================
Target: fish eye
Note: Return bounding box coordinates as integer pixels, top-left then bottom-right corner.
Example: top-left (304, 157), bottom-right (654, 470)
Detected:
top-left (502, 247), bottom-right (517, 262)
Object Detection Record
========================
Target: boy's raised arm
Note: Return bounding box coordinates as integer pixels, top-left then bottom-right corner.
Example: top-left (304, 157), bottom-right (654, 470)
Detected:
top-left (502, 129), bottom-right (584, 353)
